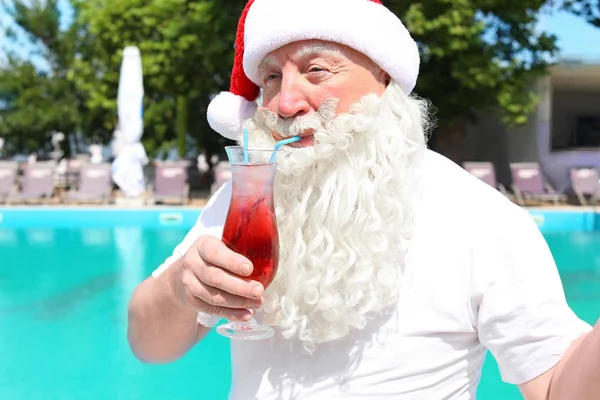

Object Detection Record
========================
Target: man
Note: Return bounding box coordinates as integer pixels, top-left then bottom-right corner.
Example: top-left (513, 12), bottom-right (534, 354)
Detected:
top-left (127, 0), bottom-right (599, 399)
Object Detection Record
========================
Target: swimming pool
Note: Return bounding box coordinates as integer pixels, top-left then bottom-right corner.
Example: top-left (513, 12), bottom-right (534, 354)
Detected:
top-left (0, 208), bottom-right (598, 399)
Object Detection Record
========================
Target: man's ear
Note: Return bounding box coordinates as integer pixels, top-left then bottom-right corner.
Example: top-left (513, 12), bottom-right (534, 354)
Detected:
top-left (379, 69), bottom-right (390, 86)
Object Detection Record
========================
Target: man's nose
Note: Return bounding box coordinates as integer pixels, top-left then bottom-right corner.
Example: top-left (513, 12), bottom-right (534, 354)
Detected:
top-left (277, 74), bottom-right (311, 119)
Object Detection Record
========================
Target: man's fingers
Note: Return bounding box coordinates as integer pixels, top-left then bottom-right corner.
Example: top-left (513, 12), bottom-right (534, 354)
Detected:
top-left (184, 272), bottom-right (263, 309)
top-left (196, 262), bottom-right (264, 300)
top-left (197, 236), bottom-right (253, 277)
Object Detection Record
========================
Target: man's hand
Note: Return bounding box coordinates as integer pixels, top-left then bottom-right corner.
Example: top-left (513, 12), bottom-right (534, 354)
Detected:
top-left (170, 235), bottom-right (264, 322)
top-left (127, 234), bottom-right (265, 363)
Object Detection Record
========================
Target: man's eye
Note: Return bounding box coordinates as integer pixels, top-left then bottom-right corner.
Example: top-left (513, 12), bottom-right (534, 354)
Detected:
top-left (265, 73), bottom-right (280, 82)
top-left (309, 67), bottom-right (326, 73)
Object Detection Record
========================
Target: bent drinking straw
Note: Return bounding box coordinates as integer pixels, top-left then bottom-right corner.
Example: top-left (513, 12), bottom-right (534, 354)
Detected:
top-left (270, 137), bottom-right (301, 163)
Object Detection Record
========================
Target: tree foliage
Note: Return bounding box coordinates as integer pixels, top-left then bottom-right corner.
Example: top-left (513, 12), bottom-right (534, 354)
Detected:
top-left (0, 0), bottom-right (580, 162)
top-left (70, 0), bottom-right (246, 159)
top-left (0, 0), bottom-right (84, 156)
top-left (561, 0), bottom-right (600, 27)
top-left (386, 0), bottom-right (557, 160)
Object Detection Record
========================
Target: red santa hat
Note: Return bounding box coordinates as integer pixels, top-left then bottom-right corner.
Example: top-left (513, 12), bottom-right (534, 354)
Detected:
top-left (207, 0), bottom-right (420, 140)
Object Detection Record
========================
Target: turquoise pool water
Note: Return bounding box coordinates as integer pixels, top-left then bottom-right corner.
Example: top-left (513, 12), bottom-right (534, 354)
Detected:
top-left (0, 227), bottom-right (598, 399)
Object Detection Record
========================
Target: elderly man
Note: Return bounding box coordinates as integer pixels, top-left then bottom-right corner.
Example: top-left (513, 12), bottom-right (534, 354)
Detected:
top-left (127, 0), bottom-right (599, 399)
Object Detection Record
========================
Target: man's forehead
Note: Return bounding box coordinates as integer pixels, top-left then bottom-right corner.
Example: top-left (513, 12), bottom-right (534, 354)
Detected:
top-left (259, 40), bottom-right (346, 69)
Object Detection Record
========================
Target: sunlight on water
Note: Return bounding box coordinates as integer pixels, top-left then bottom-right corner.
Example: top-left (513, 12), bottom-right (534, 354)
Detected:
top-left (0, 228), bottom-right (597, 399)
top-left (0, 228), bottom-right (231, 400)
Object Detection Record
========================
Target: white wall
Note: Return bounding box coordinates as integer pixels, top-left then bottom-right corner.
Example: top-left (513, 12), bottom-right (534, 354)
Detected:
top-left (461, 72), bottom-right (600, 193)
top-left (537, 75), bottom-right (600, 193)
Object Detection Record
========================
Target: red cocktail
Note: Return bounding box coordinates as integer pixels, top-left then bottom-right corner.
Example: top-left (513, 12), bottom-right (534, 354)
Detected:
top-left (216, 147), bottom-right (279, 340)
top-left (222, 192), bottom-right (279, 287)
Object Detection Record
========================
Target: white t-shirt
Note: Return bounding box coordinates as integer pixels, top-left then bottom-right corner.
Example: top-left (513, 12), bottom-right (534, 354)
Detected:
top-left (152, 150), bottom-right (591, 400)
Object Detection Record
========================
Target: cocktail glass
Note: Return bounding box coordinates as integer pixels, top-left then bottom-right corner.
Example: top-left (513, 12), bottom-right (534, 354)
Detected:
top-left (215, 146), bottom-right (280, 340)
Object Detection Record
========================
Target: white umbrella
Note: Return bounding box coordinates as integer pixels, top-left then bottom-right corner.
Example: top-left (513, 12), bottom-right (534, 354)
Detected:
top-left (50, 131), bottom-right (64, 161)
top-left (197, 153), bottom-right (209, 173)
top-left (89, 144), bottom-right (103, 164)
top-left (111, 46), bottom-right (148, 198)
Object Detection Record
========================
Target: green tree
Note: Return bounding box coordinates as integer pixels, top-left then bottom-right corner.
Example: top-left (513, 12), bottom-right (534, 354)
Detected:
top-left (386, 0), bottom-right (557, 163)
top-left (71, 0), bottom-right (247, 160)
top-left (0, 0), bottom-right (85, 156)
top-left (0, 0), bottom-right (570, 164)
top-left (562, 0), bottom-right (600, 26)
top-left (75, 0), bottom-right (558, 163)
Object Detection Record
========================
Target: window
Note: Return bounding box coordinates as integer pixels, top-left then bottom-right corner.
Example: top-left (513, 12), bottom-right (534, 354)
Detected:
top-left (573, 116), bottom-right (600, 148)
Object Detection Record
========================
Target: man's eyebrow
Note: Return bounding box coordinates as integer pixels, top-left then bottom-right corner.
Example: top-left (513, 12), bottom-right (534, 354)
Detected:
top-left (258, 56), bottom-right (277, 74)
top-left (294, 44), bottom-right (345, 61)
top-left (258, 44), bottom-right (347, 74)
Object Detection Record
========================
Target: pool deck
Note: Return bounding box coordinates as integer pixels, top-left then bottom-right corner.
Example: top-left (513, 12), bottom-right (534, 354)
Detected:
top-left (0, 199), bottom-right (593, 211)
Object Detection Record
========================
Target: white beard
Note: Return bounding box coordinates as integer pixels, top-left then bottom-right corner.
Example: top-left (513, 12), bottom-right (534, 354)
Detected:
top-left (241, 81), bottom-right (430, 351)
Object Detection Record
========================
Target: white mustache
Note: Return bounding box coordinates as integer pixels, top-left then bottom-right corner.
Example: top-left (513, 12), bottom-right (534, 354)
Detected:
top-left (256, 99), bottom-right (339, 138)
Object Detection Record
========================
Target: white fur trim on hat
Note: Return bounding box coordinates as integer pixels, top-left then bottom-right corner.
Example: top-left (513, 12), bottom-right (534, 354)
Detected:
top-left (207, 91), bottom-right (258, 140)
top-left (244, 0), bottom-right (420, 95)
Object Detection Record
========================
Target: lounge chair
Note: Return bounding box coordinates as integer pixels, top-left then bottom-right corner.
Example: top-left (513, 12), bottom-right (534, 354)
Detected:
top-left (65, 156), bottom-right (90, 188)
top-left (0, 161), bottom-right (19, 169)
top-left (570, 167), bottom-right (600, 206)
top-left (0, 162), bottom-right (18, 204)
top-left (147, 161), bottom-right (190, 205)
top-left (6, 163), bottom-right (55, 204)
top-left (63, 163), bottom-right (113, 205)
top-left (509, 162), bottom-right (566, 206)
top-left (462, 161), bottom-right (513, 200)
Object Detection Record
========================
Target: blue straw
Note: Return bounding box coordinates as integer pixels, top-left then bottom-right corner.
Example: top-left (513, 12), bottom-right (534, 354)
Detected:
top-left (270, 136), bottom-right (301, 163)
top-left (243, 128), bottom-right (249, 164)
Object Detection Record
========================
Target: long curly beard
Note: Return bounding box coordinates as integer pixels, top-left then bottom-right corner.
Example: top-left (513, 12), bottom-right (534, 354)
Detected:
top-left (241, 81), bottom-right (431, 351)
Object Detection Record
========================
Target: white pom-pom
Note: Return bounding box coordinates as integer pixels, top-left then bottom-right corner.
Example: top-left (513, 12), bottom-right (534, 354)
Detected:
top-left (207, 92), bottom-right (258, 140)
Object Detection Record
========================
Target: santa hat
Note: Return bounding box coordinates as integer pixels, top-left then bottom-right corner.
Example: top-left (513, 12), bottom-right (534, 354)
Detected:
top-left (207, 0), bottom-right (420, 140)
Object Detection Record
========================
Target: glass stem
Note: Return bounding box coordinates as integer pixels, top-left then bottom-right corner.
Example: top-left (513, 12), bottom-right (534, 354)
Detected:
top-left (239, 317), bottom-right (258, 326)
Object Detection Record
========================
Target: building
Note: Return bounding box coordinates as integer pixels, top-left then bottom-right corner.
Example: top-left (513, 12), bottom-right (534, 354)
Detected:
top-left (464, 60), bottom-right (600, 194)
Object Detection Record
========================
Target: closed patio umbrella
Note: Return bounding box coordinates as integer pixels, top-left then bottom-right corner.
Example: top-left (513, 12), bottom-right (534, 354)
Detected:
top-left (111, 46), bottom-right (148, 198)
